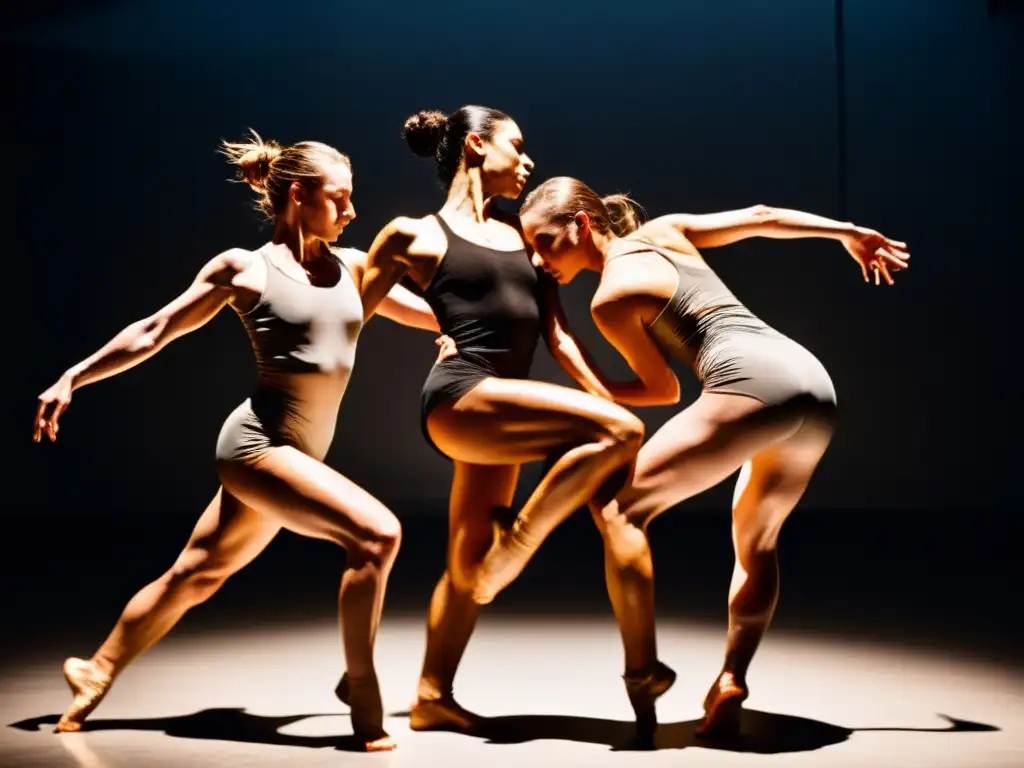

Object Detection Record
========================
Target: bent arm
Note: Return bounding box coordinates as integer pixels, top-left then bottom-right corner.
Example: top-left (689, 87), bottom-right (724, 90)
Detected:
top-left (359, 218), bottom-right (418, 322)
top-left (664, 205), bottom-right (856, 249)
top-left (341, 247), bottom-right (439, 331)
top-left (65, 252), bottom-right (239, 391)
top-left (591, 297), bottom-right (681, 407)
top-left (540, 276), bottom-right (616, 399)
top-left (377, 283), bottom-right (440, 331)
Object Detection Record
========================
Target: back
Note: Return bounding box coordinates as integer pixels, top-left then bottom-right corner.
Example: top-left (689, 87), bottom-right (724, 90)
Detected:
top-left (608, 237), bottom-right (773, 369)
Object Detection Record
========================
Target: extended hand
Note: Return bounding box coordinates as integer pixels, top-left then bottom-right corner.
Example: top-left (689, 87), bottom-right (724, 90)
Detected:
top-left (844, 227), bottom-right (910, 286)
top-left (34, 374), bottom-right (74, 443)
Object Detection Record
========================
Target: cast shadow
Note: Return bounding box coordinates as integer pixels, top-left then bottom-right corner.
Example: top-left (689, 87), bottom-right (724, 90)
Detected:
top-left (9, 708), bottom-right (369, 752)
top-left (430, 709), bottom-right (999, 753)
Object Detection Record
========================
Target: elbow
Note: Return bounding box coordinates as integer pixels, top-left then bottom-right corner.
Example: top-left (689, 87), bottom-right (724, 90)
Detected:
top-left (648, 376), bottom-right (681, 406)
top-left (130, 316), bottom-right (166, 351)
top-left (750, 204), bottom-right (780, 225)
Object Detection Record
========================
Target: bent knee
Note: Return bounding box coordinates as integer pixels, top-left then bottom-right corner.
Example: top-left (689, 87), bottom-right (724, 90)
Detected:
top-left (448, 560), bottom-right (484, 595)
top-left (353, 516), bottom-right (402, 565)
top-left (602, 410), bottom-right (645, 452)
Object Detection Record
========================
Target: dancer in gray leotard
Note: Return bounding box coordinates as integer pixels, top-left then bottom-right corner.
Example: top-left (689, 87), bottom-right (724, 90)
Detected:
top-left (32, 132), bottom-right (442, 750)
top-left (476, 176), bottom-right (908, 742)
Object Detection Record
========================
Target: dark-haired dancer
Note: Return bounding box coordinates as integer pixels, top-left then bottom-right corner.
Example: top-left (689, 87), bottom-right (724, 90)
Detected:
top-left (476, 175), bottom-right (909, 738)
top-left (357, 107), bottom-right (646, 731)
top-left (33, 132), bottom-right (445, 751)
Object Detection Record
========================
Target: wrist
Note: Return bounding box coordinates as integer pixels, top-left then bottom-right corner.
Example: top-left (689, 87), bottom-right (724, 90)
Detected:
top-left (64, 365), bottom-right (85, 391)
top-left (834, 221), bottom-right (858, 241)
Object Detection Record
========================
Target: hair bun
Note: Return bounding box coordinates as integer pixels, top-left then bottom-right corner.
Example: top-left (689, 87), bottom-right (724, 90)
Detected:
top-left (235, 145), bottom-right (281, 191)
top-left (402, 110), bottom-right (447, 157)
top-left (601, 194), bottom-right (646, 237)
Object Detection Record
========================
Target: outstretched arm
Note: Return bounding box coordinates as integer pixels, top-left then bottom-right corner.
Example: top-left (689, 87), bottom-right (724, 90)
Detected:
top-left (591, 295), bottom-right (681, 407)
top-left (662, 207), bottom-right (910, 284)
top-left (67, 250), bottom-right (242, 389)
top-left (540, 275), bottom-right (618, 400)
top-left (341, 248), bottom-right (439, 331)
top-left (663, 206), bottom-right (858, 249)
top-left (34, 249), bottom-right (244, 442)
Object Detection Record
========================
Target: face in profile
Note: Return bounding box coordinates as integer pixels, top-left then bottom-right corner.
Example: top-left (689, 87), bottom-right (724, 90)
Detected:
top-left (479, 120), bottom-right (534, 199)
top-left (521, 210), bottom-right (591, 284)
top-left (300, 162), bottom-right (356, 242)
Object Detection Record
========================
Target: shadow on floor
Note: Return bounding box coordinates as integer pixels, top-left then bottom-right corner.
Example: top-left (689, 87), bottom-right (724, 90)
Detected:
top-left (11, 708), bottom-right (998, 755)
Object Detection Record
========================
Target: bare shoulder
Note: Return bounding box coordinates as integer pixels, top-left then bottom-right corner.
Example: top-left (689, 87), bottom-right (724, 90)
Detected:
top-left (634, 217), bottom-right (702, 257)
top-left (593, 249), bottom-right (677, 325)
top-left (198, 247), bottom-right (257, 285)
top-left (593, 259), bottom-right (652, 314)
top-left (332, 246), bottom-right (367, 272)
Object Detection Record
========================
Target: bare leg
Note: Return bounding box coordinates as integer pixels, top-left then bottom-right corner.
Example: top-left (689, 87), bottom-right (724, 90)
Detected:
top-left (218, 447), bottom-right (402, 751)
top-left (593, 393), bottom-right (810, 739)
top-left (411, 463), bottom-right (519, 732)
top-left (699, 415), bottom-right (834, 738)
top-left (56, 487), bottom-right (279, 733)
top-left (425, 378), bottom-right (644, 606)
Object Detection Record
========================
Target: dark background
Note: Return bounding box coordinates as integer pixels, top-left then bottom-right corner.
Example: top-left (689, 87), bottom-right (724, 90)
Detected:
top-left (2, 1), bottom-right (1020, 659)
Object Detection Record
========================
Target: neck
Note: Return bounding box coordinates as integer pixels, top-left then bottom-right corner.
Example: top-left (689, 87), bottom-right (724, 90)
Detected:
top-left (271, 218), bottom-right (326, 265)
top-left (590, 231), bottom-right (617, 273)
top-left (442, 167), bottom-right (497, 223)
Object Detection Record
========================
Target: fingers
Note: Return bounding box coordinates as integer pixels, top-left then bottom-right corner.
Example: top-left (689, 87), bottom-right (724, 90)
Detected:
top-left (881, 247), bottom-right (910, 270)
top-left (860, 260), bottom-right (869, 283)
top-left (33, 399), bottom-right (46, 442)
top-left (879, 262), bottom-right (894, 286)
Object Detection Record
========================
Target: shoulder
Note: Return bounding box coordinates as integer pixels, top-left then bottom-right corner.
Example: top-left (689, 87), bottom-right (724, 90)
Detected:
top-left (332, 246), bottom-right (367, 273)
top-left (388, 215), bottom-right (433, 239)
top-left (197, 247), bottom-right (258, 284)
top-left (592, 253), bottom-right (668, 323)
top-left (370, 215), bottom-right (439, 258)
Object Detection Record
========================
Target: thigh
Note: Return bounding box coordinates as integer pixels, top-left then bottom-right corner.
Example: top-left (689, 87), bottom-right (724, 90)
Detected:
top-left (427, 378), bottom-right (641, 465)
top-left (448, 462), bottom-right (519, 580)
top-left (731, 416), bottom-right (835, 541)
top-left (217, 447), bottom-right (400, 550)
top-left (621, 393), bottom-right (804, 528)
top-left (172, 487), bottom-right (281, 578)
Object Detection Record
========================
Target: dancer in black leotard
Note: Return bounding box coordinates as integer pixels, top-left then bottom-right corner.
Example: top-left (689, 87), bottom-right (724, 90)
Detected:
top-left (32, 133), bottom-right (444, 751)
top-left (358, 106), bottom-right (644, 731)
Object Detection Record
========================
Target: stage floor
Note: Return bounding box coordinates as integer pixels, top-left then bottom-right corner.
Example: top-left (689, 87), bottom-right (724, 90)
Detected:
top-left (3, 615), bottom-right (1019, 767)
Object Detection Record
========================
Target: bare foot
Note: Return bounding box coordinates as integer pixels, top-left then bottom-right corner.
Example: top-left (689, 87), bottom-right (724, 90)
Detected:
top-left (55, 658), bottom-right (112, 733)
top-left (473, 520), bottom-right (534, 605)
top-left (623, 660), bottom-right (677, 747)
top-left (409, 695), bottom-right (481, 732)
top-left (345, 673), bottom-right (396, 752)
top-left (695, 671), bottom-right (748, 739)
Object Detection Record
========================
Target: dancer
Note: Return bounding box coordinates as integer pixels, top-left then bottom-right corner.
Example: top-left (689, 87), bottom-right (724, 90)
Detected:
top-left (32, 132), bottom-right (445, 751)
top-left (356, 106), bottom-right (645, 731)
top-left (480, 175), bottom-right (909, 739)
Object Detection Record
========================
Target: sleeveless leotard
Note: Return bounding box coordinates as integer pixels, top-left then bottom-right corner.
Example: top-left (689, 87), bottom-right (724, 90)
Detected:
top-left (611, 238), bottom-right (836, 409)
top-left (419, 214), bottom-right (544, 455)
top-left (215, 247), bottom-right (364, 463)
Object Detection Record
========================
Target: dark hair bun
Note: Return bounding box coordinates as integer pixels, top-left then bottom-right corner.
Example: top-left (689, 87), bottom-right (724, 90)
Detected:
top-left (402, 110), bottom-right (448, 157)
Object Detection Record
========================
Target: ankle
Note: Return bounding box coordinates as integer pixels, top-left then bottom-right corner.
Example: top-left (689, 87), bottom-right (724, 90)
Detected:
top-left (88, 657), bottom-right (116, 681)
top-left (416, 678), bottom-right (451, 702)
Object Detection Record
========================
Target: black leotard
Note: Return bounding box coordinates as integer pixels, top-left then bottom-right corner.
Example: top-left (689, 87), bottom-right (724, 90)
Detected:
top-left (419, 213), bottom-right (544, 455)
